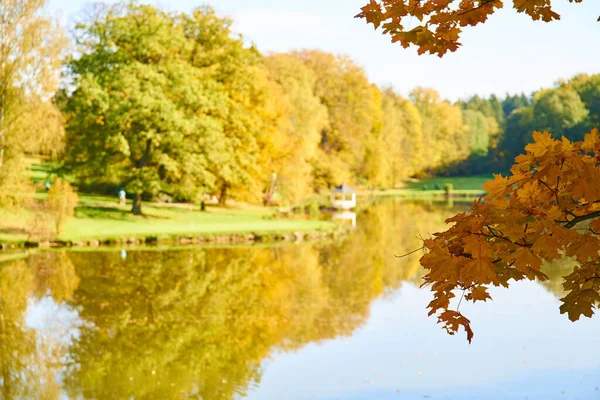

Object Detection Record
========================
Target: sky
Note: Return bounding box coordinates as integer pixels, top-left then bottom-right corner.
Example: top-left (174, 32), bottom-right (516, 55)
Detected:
top-left (48, 0), bottom-right (600, 101)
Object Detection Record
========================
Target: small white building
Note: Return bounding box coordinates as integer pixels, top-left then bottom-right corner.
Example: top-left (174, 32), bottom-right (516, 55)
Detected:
top-left (330, 183), bottom-right (356, 210)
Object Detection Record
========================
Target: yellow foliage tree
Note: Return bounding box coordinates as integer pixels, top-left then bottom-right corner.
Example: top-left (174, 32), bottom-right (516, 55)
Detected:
top-left (46, 178), bottom-right (78, 236)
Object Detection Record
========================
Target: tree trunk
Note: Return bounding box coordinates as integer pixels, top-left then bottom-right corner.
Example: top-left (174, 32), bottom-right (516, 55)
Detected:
top-left (132, 193), bottom-right (143, 215)
top-left (219, 184), bottom-right (228, 206)
top-left (0, 95), bottom-right (5, 172)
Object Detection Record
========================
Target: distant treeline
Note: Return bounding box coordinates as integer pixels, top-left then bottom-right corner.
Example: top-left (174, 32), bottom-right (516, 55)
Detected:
top-left (449, 75), bottom-right (600, 176)
top-left (3, 2), bottom-right (600, 213)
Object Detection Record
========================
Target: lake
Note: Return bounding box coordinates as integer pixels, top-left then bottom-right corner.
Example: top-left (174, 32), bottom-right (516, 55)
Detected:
top-left (1, 199), bottom-right (599, 399)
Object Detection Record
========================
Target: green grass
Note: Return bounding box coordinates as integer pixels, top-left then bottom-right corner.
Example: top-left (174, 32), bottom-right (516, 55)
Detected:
top-left (357, 175), bottom-right (491, 199)
top-left (403, 175), bottom-right (493, 191)
top-left (25, 157), bottom-right (55, 184)
top-left (64, 197), bottom-right (334, 241)
top-left (0, 193), bottom-right (336, 243)
top-left (0, 158), bottom-right (490, 244)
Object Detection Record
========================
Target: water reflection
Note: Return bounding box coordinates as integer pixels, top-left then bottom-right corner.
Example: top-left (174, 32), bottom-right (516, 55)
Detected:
top-left (0, 200), bottom-right (598, 399)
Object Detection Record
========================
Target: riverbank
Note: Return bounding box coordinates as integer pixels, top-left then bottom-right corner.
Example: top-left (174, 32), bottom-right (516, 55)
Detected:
top-left (1, 167), bottom-right (489, 250)
top-left (362, 175), bottom-right (490, 198)
top-left (0, 193), bottom-right (341, 250)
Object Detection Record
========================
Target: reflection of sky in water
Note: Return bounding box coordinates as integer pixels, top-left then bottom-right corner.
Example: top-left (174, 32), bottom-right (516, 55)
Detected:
top-left (245, 281), bottom-right (600, 400)
top-left (24, 295), bottom-right (85, 396)
top-left (25, 295), bottom-right (84, 348)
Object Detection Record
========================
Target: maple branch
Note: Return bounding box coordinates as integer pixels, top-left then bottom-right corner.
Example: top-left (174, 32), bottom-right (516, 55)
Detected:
top-left (395, 246), bottom-right (425, 258)
top-left (456, 288), bottom-right (467, 312)
top-left (564, 211), bottom-right (600, 229)
top-left (481, 227), bottom-right (532, 248)
top-left (457, 0), bottom-right (497, 16)
top-left (537, 178), bottom-right (566, 212)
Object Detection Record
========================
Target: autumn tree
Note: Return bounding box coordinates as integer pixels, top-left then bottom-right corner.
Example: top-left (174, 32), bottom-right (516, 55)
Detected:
top-left (0, 0), bottom-right (66, 205)
top-left (62, 5), bottom-right (270, 213)
top-left (380, 88), bottom-right (424, 185)
top-left (462, 109), bottom-right (491, 156)
top-left (291, 50), bottom-right (383, 190)
top-left (410, 87), bottom-right (469, 170)
top-left (420, 131), bottom-right (600, 342)
top-left (262, 54), bottom-right (326, 204)
top-left (46, 178), bottom-right (78, 235)
top-left (181, 7), bottom-right (271, 205)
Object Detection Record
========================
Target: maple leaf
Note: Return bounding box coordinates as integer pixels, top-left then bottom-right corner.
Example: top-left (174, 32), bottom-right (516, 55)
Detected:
top-left (525, 131), bottom-right (556, 157)
top-left (582, 128), bottom-right (600, 152)
top-left (512, 247), bottom-right (542, 272)
top-left (590, 218), bottom-right (600, 233)
top-left (463, 257), bottom-right (496, 285)
top-left (463, 235), bottom-right (490, 259)
top-left (532, 233), bottom-right (563, 260)
top-left (437, 310), bottom-right (474, 343)
top-left (483, 174), bottom-right (510, 201)
top-left (565, 235), bottom-right (600, 263)
top-left (466, 286), bottom-right (492, 302)
top-left (560, 288), bottom-right (600, 321)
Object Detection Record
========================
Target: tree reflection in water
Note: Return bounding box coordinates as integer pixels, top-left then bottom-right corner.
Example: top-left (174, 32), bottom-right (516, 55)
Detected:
top-left (0, 200), bottom-right (571, 399)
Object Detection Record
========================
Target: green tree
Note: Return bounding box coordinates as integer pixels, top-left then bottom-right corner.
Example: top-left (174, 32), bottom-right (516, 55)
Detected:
top-left (182, 8), bottom-right (271, 205)
top-left (62, 5), bottom-right (269, 213)
top-left (532, 86), bottom-right (588, 140)
top-left (462, 109), bottom-right (490, 156)
top-left (502, 93), bottom-right (531, 118)
top-left (499, 106), bottom-right (534, 166)
top-left (568, 73), bottom-right (600, 127)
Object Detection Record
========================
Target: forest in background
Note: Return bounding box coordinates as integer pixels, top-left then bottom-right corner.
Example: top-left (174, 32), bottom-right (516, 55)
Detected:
top-left (3, 2), bottom-right (600, 214)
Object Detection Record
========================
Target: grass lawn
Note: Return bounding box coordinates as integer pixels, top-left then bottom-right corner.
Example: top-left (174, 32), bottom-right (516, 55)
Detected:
top-left (0, 158), bottom-right (491, 244)
top-left (358, 175), bottom-right (492, 198)
top-left (404, 175), bottom-right (493, 191)
top-left (0, 193), bottom-right (336, 243)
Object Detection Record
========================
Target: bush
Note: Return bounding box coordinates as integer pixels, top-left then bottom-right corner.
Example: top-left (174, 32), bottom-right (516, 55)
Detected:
top-left (306, 201), bottom-right (321, 218)
top-left (443, 183), bottom-right (454, 195)
top-left (47, 178), bottom-right (78, 236)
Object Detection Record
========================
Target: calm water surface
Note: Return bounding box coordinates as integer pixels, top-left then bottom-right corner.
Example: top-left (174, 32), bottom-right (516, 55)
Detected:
top-left (1, 200), bottom-right (599, 399)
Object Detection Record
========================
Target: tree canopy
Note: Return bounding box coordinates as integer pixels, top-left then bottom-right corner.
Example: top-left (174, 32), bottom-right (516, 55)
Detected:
top-left (0, 0), bottom-right (66, 206)
top-left (62, 5), bottom-right (269, 214)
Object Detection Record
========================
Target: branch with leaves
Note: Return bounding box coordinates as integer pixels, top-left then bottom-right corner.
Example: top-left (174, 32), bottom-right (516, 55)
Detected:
top-left (421, 129), bottom-right (600, 342)
top-left (356, 0), bottom-right (587, 56)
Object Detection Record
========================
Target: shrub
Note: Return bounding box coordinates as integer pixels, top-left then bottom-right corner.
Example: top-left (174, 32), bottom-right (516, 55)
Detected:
top-left (443, 183), bottom-right (454, 195)
top-left (47, 178), bottom-right (78, 236)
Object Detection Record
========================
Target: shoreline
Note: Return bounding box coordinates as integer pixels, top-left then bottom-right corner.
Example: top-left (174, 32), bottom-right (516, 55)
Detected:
top-left (1, 227), bottom-right (348, 251)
